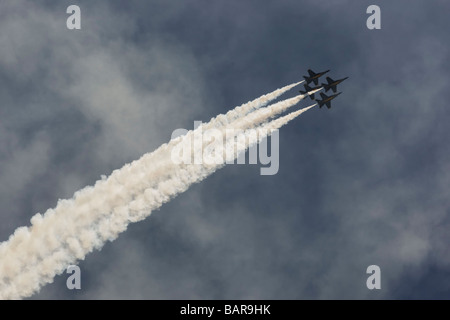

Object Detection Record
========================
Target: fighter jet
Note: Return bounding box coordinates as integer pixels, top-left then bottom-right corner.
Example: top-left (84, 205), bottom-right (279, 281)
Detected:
top-left (316, 92), bottom-right (342, 109)
top-left (322, 76), bottom-right (349, 93)
top-left (303, 69), bottom-right (330, 85)
top-left (299, 83), bottom-right (322, 100)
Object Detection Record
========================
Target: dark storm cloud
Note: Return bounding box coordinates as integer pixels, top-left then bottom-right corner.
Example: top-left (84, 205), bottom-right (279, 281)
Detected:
top-left (0, 0), bottom-right (449, 299)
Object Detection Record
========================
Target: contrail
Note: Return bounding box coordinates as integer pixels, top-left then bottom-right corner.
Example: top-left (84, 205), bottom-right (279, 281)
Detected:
top-left (211, 81), bottom-right (304, 128)
top-left (118, 81), bottom-right (304, 186)
top-left (0, 86), bottom-right (314, 300)
top-left (116, 81), bottom-right (307, 194)
top-left (227, 88), bottom-right (321, 133)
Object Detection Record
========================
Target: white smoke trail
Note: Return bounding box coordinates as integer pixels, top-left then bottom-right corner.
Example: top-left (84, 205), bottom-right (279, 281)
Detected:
top-left (160, 81), bottom-right (302, 149)
top-left (193, 90), bottom-right (320, 166)
top-left (209, 81), bottom-right (304, 128)
top-left (225, 91), bottom-right (319, 133)
top-left (0, 87), bottom-right (313, 300)
top-left (119, 81), bottom-right (304, 187)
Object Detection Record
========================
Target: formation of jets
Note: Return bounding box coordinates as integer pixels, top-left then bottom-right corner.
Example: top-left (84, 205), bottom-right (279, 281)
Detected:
top-left (300, 69), bottom-right (348, 109)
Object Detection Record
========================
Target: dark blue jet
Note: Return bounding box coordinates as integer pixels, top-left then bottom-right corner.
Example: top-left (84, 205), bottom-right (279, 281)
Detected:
top-left (322, 76), bottom-right (349, 93)
top-left (316, 92), bottom-right (342, 109)
top-left (303, 69), bottom-right (330, 85)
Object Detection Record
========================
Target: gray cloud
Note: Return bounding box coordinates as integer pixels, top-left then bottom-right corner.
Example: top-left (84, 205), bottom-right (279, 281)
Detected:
top-left (0, 0), bottom-right (449, 299)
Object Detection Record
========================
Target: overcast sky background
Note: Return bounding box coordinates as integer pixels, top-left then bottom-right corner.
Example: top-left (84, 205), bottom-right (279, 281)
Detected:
top-left (0, 0), bottom-right (449, 299)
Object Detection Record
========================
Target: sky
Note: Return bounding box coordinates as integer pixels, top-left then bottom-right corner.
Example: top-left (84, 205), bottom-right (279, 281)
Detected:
top-left (0, 0), bottom-right (449, 299)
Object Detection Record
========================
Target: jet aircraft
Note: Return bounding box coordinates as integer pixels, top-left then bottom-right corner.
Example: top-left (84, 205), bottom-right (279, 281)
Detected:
top-left (322, 76), bottom-right (348, 93)
top-left (316, 92), bottom-right (342, 109)
top-left (303, 69), bottom-right (330, 85)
